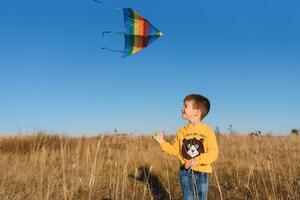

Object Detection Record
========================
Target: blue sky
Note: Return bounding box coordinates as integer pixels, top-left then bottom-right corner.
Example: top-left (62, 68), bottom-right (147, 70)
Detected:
top-left (0, 0), bottom-right (299, 135)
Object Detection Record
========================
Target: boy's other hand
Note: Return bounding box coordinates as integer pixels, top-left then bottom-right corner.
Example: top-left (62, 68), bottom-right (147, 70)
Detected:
top-left (184, 158), bottom-right (199, 169)
top-left (152, 131), bottom-right (164, 144)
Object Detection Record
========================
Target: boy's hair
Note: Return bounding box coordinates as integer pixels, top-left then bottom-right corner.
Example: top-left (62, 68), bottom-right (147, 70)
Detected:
top-left (184, 94), bottom-right (210, 120)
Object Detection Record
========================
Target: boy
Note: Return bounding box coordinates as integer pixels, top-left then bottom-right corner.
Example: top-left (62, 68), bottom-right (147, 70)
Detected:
top-left (153, 94), bottom-right (218, 200)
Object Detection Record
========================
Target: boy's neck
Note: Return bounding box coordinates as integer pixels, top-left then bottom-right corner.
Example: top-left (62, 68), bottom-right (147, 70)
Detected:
top-left (188, 118), bottom-right (202, 125)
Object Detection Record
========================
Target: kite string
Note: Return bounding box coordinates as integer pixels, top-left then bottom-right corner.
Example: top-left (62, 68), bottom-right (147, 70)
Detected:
top-left (93, 0), bottom-right (122, 10)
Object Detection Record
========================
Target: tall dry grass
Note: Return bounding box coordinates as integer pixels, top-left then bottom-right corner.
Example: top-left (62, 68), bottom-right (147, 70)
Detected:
top-left (0, 132), bottom-right (299, 200)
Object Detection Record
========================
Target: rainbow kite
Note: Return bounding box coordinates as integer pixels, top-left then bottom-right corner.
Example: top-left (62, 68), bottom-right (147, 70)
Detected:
top-left (94, 1), bottom-right (163, 57)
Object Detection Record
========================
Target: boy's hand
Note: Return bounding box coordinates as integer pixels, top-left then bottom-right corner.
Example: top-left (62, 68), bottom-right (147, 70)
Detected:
top-left (152, 131), bottom-right (164, 144)
top-left (184, 158), bottom-right (199, 169)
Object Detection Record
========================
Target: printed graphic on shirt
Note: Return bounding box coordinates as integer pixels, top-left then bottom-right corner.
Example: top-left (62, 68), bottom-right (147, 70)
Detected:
top-left (181, 137), bottom-right (205, 159)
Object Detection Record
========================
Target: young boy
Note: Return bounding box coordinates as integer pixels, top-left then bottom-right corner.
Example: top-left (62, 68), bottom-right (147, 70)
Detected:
top-left (153, 94), bottom-right (218, 200)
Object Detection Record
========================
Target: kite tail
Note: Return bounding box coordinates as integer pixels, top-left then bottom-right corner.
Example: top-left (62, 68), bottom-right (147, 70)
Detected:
top-left (101, 30), bottom-right (124, 37)
top-left (93, 0), bottom-right (122, 10)
top-left (101, 47), bottom-right (124, 53)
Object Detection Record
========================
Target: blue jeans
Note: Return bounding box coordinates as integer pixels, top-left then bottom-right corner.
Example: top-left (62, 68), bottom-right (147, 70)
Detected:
top-left (179, 166), bottom-right (209, 200)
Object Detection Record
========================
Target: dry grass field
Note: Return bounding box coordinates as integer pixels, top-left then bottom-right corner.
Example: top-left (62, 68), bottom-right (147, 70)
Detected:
top-left (0, 132), bottom-right (299, 200)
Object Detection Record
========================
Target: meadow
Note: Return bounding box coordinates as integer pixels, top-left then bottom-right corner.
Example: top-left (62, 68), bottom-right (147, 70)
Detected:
top-left (0, 132), bottom-right (299, 200)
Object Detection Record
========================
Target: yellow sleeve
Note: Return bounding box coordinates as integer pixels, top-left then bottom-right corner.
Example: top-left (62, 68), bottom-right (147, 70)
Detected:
top-left (159, 132), bottom-right (181, 156)
top-left (196, 130), bottom-right (218, 165)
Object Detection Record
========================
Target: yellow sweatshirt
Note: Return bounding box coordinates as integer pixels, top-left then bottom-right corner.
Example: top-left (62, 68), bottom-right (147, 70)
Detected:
top-left (159, 123), bottom-right (218, 173)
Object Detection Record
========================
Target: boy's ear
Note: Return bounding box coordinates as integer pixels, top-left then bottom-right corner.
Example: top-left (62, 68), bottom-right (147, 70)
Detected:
top-left (195, 109), bottom-right (202, 118)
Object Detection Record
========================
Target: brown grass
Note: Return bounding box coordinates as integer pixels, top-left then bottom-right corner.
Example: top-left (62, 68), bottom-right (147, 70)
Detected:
top-left (0, 132), bottom-right (299, 200)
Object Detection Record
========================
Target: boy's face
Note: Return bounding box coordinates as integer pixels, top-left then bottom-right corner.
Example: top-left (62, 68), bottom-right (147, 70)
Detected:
top-left (182, 100), bottom-right (201, 121)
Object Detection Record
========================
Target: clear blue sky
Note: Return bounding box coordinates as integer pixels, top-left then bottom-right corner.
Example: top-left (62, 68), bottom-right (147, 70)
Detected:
top-left (0, 0), bottom-right (299, 135)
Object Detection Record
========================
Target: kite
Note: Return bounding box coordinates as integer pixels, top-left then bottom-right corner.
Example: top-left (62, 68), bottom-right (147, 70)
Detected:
top-left (94, 0), bottom-right (163, 57)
